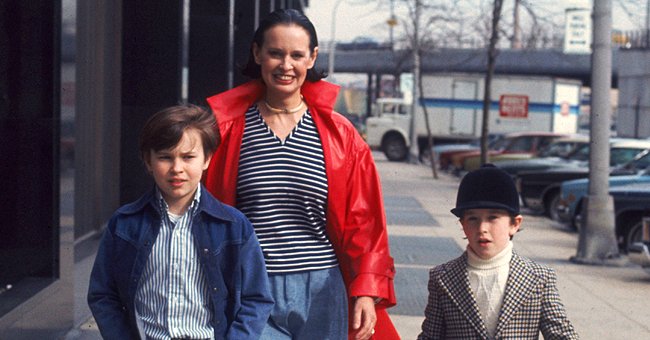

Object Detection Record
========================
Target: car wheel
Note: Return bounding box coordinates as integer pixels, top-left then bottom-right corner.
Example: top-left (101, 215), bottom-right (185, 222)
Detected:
top-left (571, 202), bottom-right (582, 231)
top-left (623, 220), bottom-right (643, 253)
top-left (383, 135), bottom-right (407, 161)
top-left (545, 192), bottom-right (562, 221)
top-left (419, 149), bottom-right (432, 166)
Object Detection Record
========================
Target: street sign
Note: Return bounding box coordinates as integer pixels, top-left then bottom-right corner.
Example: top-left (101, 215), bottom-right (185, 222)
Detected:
top-left (499, 94), bottom-right (529, 118)
top-left (564, 8), bottom-right (592, 54)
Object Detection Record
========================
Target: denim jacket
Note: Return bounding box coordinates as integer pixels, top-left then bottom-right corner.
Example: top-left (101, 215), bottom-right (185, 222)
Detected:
top-left (88, 184), bottom-right (274, 340)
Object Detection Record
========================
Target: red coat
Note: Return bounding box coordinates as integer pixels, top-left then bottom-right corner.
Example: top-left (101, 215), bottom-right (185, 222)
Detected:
top-left (204, 79), bottom-right (399, 339)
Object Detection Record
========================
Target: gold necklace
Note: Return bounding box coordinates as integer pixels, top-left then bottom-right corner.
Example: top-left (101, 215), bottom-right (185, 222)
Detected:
top-left (264, 97), bottom-right (305, 114)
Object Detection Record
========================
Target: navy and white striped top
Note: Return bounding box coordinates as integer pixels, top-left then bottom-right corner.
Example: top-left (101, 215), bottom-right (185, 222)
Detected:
top-left (134, 186), bottom-right (213, 340)
top-left (237, 105), bottom-right (338, 274)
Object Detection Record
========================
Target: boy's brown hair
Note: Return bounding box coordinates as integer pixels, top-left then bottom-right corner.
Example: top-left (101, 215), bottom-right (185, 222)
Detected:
top-left (139, 104), bottom-right (219, 162)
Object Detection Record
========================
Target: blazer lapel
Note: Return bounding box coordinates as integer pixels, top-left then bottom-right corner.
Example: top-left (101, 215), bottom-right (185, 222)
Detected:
top-left (495, 252), bottom-right (538, 336)
top-left (440, 254), bottom-right (490, 339)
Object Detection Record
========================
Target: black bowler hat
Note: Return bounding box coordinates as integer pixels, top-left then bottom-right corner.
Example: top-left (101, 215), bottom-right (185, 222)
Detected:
top-left (451, 164), bottom-right (520, 217)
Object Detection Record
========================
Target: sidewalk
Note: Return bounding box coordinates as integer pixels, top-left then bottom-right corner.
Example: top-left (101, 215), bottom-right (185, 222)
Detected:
top-left (66, 153), bottom-right (650, 339)
top-left (374, 153), bottom-right (650, 339)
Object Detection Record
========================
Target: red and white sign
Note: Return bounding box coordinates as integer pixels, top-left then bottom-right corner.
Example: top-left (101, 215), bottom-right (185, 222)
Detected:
top-left (499, 94), bottom-right (529, 118)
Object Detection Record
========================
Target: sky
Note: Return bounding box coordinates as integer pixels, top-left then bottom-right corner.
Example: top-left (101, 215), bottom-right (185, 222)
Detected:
top-left (305, 0), bottom-right (646, 45)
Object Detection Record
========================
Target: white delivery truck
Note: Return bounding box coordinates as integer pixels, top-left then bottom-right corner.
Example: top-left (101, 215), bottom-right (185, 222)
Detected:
top-left (365, 73), bottom-right (582, 161)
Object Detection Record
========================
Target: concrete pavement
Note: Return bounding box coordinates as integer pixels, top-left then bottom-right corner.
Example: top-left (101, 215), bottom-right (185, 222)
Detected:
top-left (375, 152), bottom-right (650, 339)
top-left (65, 152), bottom-right (650, 339)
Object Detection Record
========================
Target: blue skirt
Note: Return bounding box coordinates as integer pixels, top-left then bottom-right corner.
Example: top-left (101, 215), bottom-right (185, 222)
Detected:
top-left (259, 266), bottom-right (348, 340)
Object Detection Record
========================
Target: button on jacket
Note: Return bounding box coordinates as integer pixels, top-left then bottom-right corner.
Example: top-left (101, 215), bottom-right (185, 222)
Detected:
top-left (88, 184), bottom-right (274, 340)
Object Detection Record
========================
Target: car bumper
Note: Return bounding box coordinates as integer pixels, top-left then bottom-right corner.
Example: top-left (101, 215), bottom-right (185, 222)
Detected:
top-left (522, 197), bottom-right (543, 210)
top-left (628, 242), bottom-right (650, 274)
top-left (556, 201), bottom-right (572, 222)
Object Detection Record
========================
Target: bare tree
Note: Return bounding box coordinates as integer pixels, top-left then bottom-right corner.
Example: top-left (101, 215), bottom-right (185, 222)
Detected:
top-left (391, 0), bottom-right (459, 173)
top-left (375, 0), bottom-right (565, 170)
top-left (480, 0), bottom-right (505, 165)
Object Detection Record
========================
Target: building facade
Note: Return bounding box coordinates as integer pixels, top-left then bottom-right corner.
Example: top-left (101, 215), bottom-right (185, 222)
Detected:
top-left (0, 1), bottom-right (305, 338)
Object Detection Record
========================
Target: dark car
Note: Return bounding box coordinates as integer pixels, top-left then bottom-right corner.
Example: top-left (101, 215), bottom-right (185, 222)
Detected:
top-left (558, 150), bottom-right (650, 229)
top-left (517, 139), bottom-right (650, 219)
top-left (494, 136), bottom-right (591, 177)
top-left (573, 183), bottom-right (650, 254)
top-left (628, 216), bottom-right (650, 274)
top-left (437, 134), bottom-right (504, 170)
top-left (609, 183), bottom-right (650, 253)
top-left (460, 134), bottom-right (588, 173)
top-left (446, 131), bottom-right (569, 174)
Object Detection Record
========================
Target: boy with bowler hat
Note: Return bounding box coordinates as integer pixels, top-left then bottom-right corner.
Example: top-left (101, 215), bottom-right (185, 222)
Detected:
top-left (418, 164), bottom-right (578, 339)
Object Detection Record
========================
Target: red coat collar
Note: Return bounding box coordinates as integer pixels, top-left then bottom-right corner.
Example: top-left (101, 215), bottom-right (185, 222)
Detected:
top-left (206, 79), bottom-right (340, 122)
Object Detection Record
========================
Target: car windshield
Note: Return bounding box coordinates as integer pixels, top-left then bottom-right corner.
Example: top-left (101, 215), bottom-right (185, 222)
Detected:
top-left (507, 137), bottom-right (534, 152)
top-left (617, 150), bottom-right (650, 171)
top-left (567, 144), bottom-right (590, 161)
top-left (538, 141), bottom-right (583, 158)
top-left (490, 137), bottom-right (510, 151)
top-left (610, 148), bottom-right (647, 166)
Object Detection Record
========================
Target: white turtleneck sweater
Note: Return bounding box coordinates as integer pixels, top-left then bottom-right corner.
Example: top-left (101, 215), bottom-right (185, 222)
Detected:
top-left (466, 241), bottom-right (513, 338)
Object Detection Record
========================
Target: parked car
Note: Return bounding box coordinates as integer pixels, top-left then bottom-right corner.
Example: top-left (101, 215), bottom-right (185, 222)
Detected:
top-left (609, 183), bottom-right (650, 253)
top-left (448, 131), bottom-right (569, 174)
top-left (425, 141), bottom-right (478, 166)
top-left (494, 143), bottom-right (589, 178)
top-left (517, 139), bottom-right (650, 219)
top-left (437, 134), bottom-right (504, 170)
top-left (468, 135), bottom-right (590, 174)
top-left (628, 217), bottom-right (650, 275)
top-left (558, 150), bottom-right (650, 228)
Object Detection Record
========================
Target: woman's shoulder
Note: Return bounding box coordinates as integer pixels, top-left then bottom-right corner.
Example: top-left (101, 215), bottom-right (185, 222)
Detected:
top-left (207, 80), bottom-right (264, 122)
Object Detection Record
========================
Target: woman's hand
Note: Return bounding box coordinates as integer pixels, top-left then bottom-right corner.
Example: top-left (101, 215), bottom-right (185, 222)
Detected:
top-left (352, 296), bottom-right (377, 340)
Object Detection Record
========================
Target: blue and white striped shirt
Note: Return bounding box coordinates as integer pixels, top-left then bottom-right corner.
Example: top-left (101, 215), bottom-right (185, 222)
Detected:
top-left (134, 186), bottom-right (213, 340)
top-left (237, 105), bottom-right (338, 274)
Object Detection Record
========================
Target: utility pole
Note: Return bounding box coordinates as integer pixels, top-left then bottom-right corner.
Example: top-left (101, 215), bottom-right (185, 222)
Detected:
top-left (227, 0), bottom-right (235, 89)
top-left (388, 0), bottom-right (396, 50)
top-left (328, 0), bottom-right (344, 80)
top-left (512, 0), bottom-right (522, 49)
top-left (646, 0), bottom-right (650, 46)
top-left (572, 0), bottom-right (621, 265)
top-left (481, 0), bottom-right (504, 165)
top-left (408, 0), bottom-right (421, 163)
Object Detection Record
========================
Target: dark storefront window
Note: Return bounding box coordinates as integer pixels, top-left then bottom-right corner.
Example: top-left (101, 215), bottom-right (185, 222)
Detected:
top-left (0, 1), bottom-right (63, 317)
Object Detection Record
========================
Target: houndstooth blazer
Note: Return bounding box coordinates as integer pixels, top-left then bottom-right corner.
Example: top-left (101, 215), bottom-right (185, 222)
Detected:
top-left (417, 251), bottom-right (579, 340)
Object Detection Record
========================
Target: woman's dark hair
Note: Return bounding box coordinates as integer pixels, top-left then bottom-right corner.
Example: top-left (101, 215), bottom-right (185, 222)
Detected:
top-left (240, 8), bottom-right (326, 82)
top-left (139, 104), bottom-right (219, 162)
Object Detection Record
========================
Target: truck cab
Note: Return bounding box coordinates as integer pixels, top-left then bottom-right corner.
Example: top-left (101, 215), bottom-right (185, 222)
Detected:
top-left (365, 98), bottom-right (412, 161)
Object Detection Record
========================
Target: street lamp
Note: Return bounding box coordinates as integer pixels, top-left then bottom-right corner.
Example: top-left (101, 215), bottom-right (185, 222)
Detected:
top-left (328, 0), bottom-right (344, 79)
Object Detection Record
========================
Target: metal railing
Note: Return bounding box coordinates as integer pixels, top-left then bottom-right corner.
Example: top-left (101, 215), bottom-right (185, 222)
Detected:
top-left (613, 29), bottom-right (650, 49)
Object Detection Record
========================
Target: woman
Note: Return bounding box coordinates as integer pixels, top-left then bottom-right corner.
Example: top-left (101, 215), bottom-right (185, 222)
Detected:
top-left (204, 9), bottom-right (398, 340)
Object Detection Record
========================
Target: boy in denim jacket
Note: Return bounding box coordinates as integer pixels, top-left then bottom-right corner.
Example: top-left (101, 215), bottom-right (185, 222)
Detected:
top-left (88, 104), bottom-right (273, 339)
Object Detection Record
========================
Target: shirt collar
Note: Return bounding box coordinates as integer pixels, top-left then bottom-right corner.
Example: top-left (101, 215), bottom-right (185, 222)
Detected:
top-left (155, 185), bottom-right (202, 216)
top-left (466, 241), bottom-right (514, 269)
